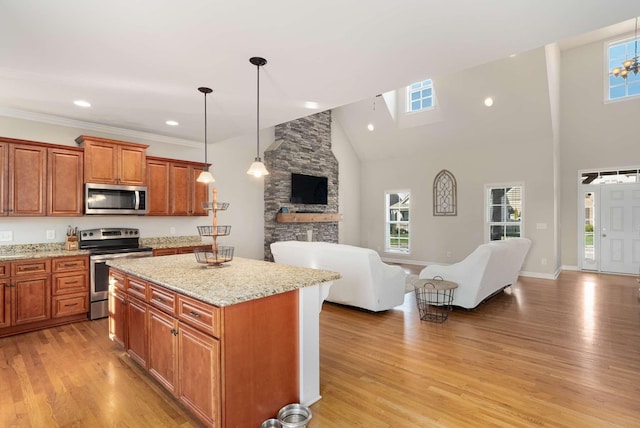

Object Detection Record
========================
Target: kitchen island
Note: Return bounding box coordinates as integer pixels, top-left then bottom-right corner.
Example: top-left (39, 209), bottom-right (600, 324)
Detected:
top-left (107, 254), bottom-right (339, 428)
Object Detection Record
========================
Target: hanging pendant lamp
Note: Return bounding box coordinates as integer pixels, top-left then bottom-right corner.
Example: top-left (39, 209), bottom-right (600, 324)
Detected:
top-left (196, 86), bottom-right (215, 183)
top-left (611, 16), bottom-right (640, 79)
top-left (247, 57), bottom-right (269, 177)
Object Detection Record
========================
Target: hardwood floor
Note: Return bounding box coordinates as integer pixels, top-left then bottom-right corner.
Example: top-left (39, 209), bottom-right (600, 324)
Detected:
top-left (1, 271), bottom-right (639, 427)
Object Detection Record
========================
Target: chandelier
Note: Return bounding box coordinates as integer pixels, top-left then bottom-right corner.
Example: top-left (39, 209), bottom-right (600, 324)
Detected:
top-left (611, 17), bottom-right (639, 79)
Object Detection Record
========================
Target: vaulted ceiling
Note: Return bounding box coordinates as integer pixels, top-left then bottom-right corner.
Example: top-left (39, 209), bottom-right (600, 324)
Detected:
top-left (1, 1), bottom-right (639, 145)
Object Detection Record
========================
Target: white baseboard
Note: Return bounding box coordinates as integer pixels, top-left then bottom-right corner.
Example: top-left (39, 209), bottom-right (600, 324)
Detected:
top-left (561, 265), bottom-right (579, 271)
top-left (519, 270), bottom-right (558, 280)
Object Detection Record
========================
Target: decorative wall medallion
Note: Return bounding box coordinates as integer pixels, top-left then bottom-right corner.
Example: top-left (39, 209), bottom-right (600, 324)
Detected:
top-left (433, 169), bottom-right (457, 216)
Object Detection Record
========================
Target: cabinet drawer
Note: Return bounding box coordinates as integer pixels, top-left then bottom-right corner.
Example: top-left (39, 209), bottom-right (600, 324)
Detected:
top-left (127, 276), bottom-right (148, 301)
top-left (178, 246), bottom-right (197, 254)
top-left (52, 272), bottom-right (88, 295)
top-left (53, 293), bottom-right (88, 318)
top-left (177, 294), bottom-right (219, 338)
top-left (110, 269), bottom-right (126, 291)
top-left (11, 259), bottom-right (50, 276)
top-left (0, 263), bottom-right (8, 278)
top-left (148, 283), bottom-right (176, 315)
top-left (153, 248), bottom-right (179, 256)
top-left (52, 256), bottom-right (89, 273)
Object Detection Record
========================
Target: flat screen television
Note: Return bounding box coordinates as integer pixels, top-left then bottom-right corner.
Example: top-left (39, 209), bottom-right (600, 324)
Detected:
top-left (290, 173), bottom-right (328, 205)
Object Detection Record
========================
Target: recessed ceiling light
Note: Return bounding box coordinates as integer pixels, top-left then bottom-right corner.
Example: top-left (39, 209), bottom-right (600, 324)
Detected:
top-left (73, 100), bottom-right (91, 108)
top-left (484, 97), bottom-right (494, 107)
top-left (509, 54), bottom-right (517, 58)
top-left (165, 120), bottom-right (179, 126)
top-left (304, 101), bottom-right (320, 109)
top-left (367, 123), bottom-right (375, 131)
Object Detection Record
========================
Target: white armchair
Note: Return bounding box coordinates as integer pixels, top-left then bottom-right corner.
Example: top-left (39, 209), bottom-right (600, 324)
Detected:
top-left (418, 238), bottom-right (531, 309)
top-left (271, 241), bottom-right (406, 312)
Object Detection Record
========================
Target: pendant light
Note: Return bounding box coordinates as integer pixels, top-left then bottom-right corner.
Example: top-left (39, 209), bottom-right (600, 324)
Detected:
top-left (247, 57), bottom-right (269, 177)
top-left (196, 86), bottom-right (215, 183)
top-left (611, 17), bottom-right (640, 79)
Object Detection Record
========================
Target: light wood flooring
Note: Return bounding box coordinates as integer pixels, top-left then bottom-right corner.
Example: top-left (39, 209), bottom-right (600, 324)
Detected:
top-left (1, 270), bottom-right (639, 427)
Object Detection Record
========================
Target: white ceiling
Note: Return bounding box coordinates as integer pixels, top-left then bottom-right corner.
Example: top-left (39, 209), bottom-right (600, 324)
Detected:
top-left (1, 1), bottom-right (639, 146)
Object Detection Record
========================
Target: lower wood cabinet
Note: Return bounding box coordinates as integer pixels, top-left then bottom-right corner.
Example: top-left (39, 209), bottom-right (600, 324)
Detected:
top-left (108, 268), bottom-right (298, 428)
top-left (1, 255), bottom-right (89, 338)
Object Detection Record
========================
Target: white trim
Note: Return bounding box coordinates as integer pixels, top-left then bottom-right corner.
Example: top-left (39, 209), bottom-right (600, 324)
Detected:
top-left (384, 189), bottom-right (411, 255)
top-left (562, 265), bottom-right (579, 271)
top-left (0, 107), bottom-right (202, 148)
top-left (519, 270), bottom-right (558, 280)
top-left (484, 182), bottom-right (525, 242)
top-left (604, 34), bottom-right (640, 104)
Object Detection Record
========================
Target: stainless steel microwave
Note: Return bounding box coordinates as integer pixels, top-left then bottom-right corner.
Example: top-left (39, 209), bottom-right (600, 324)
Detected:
top-left (85, 183), bottom-right (148, 215)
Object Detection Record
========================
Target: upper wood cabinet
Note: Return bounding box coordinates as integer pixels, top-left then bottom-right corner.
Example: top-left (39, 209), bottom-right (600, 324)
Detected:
top-left (47, 146), bottom-right (84, 216)
top-left (0, 143), bottom-right (7, 216)
top-left (147, 156), bottom-right (208, 216)
top-left (76, 135), bottom-right (148, 186)
top-left (6, 143), bottom-right (47, 216)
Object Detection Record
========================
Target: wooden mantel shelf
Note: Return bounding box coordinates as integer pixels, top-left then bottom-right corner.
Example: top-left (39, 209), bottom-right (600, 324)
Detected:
top-left (276, 213), bottom-right (343, 223)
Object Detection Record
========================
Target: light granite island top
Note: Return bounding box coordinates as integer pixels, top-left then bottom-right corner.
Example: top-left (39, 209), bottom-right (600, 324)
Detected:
top-left (106, 254), bottom-right (340, 307)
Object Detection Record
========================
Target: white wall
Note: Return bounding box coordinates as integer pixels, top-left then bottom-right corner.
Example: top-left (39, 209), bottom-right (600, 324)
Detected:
top-left (0, 116), bottom-right (268, 260)
top-left (331, 117), bottom-right (361, 246)
top-left (559, 37), bottom-right (640, 267)
top-left (338, 47), bottom-right (558, 276)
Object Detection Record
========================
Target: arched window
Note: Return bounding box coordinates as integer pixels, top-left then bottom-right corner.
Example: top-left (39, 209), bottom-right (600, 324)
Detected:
top-left (433, 169), bottom-right (457, 216)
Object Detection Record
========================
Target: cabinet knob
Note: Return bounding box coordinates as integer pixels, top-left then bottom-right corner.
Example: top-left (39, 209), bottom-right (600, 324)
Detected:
top-left (170, 328), bottom-right (178, 336)
top-left (188, 310), bottom-right (201, 318)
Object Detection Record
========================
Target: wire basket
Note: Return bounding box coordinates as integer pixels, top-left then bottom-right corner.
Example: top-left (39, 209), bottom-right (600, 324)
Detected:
top-left (196, 225), bottom-right (231, 237)
top-left (201, 201), bottom-right (229, 211)
top-left (414, 278), bottom-right (456, 323)
top-left (194, 245), bottom-right (234, 267)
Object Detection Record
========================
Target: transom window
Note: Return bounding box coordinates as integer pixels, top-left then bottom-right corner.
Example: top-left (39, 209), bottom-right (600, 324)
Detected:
top-left (406, 79), bottom-right (434, 112)
top-left (486, 185), bottom-right (523, 241)
top-left (385, 191), bottom-right (410, 253)
top-left (607, 39), bottom-right (640, 100)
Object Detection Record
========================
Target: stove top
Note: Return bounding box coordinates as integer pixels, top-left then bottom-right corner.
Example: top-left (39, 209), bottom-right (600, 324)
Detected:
top-left (79, 227), bottom-right (147, 253)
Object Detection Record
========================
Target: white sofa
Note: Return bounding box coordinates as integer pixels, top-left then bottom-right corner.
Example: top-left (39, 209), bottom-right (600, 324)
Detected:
top-left (418, 238), bottom-right (531, 309)
top-left (271, 241), bottom-right (406, 312)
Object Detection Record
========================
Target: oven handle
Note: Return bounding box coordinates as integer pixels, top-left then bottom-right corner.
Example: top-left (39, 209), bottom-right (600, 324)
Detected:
top-left (90, 251), bottom-right (153, 262)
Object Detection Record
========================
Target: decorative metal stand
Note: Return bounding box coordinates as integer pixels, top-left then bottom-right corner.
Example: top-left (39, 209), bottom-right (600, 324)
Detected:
top-left (413, 276), bottom-right (458, 322)
top-left (195, 188), bottom-right (234, 267)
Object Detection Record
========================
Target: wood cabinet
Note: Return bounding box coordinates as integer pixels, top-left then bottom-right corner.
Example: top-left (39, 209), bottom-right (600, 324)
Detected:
top-left (108, 268), bottom-right (298, 428)
top-left (147, 157), bottom-right (209, 216)
top-left (127, 296), bottom-right (148, 368)
top-left (5, 143), bottom-right (47, 216)
top-left (109, 287), bottom-right (127, 348)
top-left (1, 256), bottom-right (89, 338)
top-left (76, 135), bottom-right (148, 186)
top-left (51, 255), bottom-right (89, 318)
top-left (147, 157), bottom-right (170, 215)
top-left (9, 259), bottom-right (51, 326)
top-left (0, 143), bottom-right (6, 216)
top-left (47, 146), bottom-right (84, 216)
top-left (152, 246), bottom-right (200, 257)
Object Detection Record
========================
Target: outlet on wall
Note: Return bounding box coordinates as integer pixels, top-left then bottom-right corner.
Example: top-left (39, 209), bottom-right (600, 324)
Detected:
top-left (46, 230), bottom-right (55, 240)
top-left (541, 258), bottom-right (548, 265)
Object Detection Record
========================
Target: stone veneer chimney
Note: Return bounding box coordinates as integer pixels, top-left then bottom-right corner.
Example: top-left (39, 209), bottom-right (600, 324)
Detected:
top-left (263, 110), bottom-right (339, 260)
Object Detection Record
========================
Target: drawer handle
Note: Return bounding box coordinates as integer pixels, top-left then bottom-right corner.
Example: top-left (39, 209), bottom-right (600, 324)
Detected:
top-left (188, 310), bottom-right (201, 318)
top-left (22, 266), bottom-right (40, 271)
top-left (66, 280), bottom-right (79, 285)
top-left (63, 263), bottom-right (78, 267)
top-left (156, 296), bottom-right (165, 302)
top-left (64, 303), bottom-right (79, 307)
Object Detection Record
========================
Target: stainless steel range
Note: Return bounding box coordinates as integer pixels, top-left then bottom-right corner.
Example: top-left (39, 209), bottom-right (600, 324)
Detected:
top-left (79, 228), bottom-right (153, 320)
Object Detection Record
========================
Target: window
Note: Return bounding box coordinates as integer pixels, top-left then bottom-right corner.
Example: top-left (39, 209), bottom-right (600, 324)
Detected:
top-left (486, 185), bottom-right (523, 241)
top-left (385, 191), bottom-right (410, 253)
top-left (607, 39), bottom-right (640, 100)
top-left (406, 79), bottom-right (434, 112)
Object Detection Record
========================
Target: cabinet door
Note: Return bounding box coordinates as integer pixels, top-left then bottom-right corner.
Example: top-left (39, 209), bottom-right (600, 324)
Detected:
top-left (148, 306), bottom-right (178, 394)
top-left (127, 296), bottom-right (148, 369)
top-left (8, 144), bottom-right (47, 216)
top-left (83, 140), bottom-right (119, 184)
top-left (47, 147), bottom-right (83, 216)
top-left (119, 145), bottom-right (146, 186)
top-left (178, 322), bottom-right (219, 426)
top-left (191, 166), bottom-right (209, 216)
top-left (0, 279), bottom-right (9, 328)
top-left (169, 163), bottom-right (190, 216)
top-left (147, 158), bottom-right (170, 215)
top-left (12, 276), bottom-right (51, 325)
top-left (109, 287), bottom-right (127, 347)
top-left (0, 143), bottom-right (7, 216)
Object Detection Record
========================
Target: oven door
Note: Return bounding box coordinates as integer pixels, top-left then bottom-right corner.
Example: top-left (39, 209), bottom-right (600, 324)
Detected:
top-left (90, 251), bottom-right (153, 319)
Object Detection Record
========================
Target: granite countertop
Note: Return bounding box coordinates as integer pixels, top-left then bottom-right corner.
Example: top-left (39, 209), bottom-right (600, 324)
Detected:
top-left (0, 243), bottom-right (88, 262)
top-left (140, 235), bottom-right (205, 249)
top-left (107, 254), bottom-right (340, 307)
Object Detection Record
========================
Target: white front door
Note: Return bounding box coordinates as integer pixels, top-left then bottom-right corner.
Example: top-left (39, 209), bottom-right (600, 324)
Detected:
top-left (600, 184), bottom-right (640, 274)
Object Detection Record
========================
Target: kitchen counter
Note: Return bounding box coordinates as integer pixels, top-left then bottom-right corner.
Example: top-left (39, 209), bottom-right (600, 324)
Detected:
top-left (107, 254), bottom-right (340, 307)
top-left (140, 235), bottom-right (204, 249)
top-left (0, 243), bottom-right (88, 261)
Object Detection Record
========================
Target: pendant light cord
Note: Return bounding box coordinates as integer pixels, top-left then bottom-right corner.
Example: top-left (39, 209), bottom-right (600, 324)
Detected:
top-left (256, 62), bottom-right (260, 159)
top-left (204, 91), bottom-right (208, 165)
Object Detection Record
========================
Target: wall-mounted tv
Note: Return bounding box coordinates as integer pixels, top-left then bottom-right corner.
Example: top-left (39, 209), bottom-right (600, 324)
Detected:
top-left (290, 173), bottom-right (328, 205)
